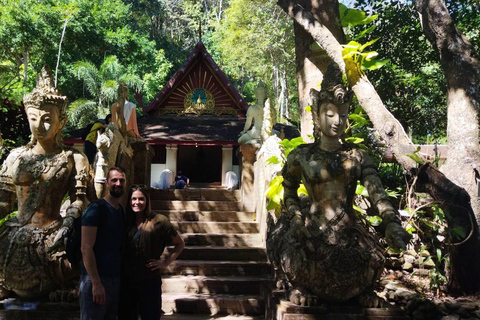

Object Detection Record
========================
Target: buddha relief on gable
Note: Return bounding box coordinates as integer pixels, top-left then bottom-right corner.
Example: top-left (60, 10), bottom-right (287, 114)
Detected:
top-left (184, 89), bottom-right (215, 115)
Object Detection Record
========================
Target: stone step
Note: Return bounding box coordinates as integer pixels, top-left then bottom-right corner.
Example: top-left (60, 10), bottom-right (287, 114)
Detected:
top-left (155, 210), bottom-right (256, 222)
top-left (173, 222), bottom-right (259, 234)
top-left (162, 314), bottom-right (264, 320)
top-left (270, 297), bottom-right (411, 320)
top-left (162, 275), bottom-right (271, 295)
top-left (152, 200), bottom-right (245, 211)
top-left (164, 246), bottom-right (268, 261)
top-left (182, 233), bottom-right (263, 247)
top-left (150, 189), bottom-right (242, 201)
top-left (164, 260), bottom-right (272, 277)
top-left (162, 293), bottom-right (264, 316)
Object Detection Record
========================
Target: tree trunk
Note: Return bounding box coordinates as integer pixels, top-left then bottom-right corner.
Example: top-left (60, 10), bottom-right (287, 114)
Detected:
top-left (277, 0), bottom-right (418, 171)
top-left (417, 163), bottom-right (480, 294)
top-left (416, 0), bottom-right (480, 225)
top-left (293, 0), bottom-right (345, 142)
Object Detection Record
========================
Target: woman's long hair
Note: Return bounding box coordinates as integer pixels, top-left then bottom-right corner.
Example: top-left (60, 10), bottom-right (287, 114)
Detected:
top-left (127, 185), bottom-right (161, 259)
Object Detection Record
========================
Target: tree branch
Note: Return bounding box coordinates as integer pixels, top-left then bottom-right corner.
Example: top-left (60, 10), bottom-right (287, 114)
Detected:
top-left (277, 0), bottom-right (418, 171)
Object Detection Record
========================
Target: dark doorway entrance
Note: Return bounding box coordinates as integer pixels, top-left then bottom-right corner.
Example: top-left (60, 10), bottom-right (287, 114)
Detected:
top-left (177, 145), bottom-right (222, 184)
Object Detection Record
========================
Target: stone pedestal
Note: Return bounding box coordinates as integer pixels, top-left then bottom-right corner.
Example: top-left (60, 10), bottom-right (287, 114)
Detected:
top-left (266, 290), bottom-right (410, 320)
top-left (239, 144), bottom-right (258, 213)
top-left (131, 139), bottom-right (154, 186)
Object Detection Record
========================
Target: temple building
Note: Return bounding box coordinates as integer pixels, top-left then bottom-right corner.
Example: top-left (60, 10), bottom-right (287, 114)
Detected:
top-left (66, 39), bottom-right (296, 187)
top-left (138, 39), bottom-right (249, 186)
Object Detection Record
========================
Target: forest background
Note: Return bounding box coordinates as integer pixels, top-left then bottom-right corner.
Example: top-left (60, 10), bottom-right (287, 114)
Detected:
top-left (1, 0), bottom-right (478, 149)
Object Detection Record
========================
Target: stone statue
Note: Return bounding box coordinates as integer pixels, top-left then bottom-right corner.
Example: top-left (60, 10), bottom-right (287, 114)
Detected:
top-left (93, 83), bottom-right (135, 199)
top-left (258, 97), bottom-right (283, 181)
top-left (0, 67), bottom-right (92, 298)
top-left (238, 81), bottom-right (267, 144)
top-left (267, 63), bottom-right (411, 306)
top-left (111, 83), bottom-right (141, 138)
top-left (94, 122), bottom-right (132, 198)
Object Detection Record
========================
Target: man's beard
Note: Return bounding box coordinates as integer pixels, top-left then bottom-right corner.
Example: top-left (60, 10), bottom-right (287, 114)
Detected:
top-left (109, 186), bottom-right (124, 198)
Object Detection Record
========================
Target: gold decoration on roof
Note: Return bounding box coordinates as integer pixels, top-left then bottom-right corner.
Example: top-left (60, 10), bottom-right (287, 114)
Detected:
top-left (184, 89), bottom-right (215, 115)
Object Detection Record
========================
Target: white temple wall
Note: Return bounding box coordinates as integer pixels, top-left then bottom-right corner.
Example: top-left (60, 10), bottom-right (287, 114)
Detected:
top-left (166, 145), bottom-right (178, 175)
top-left (221, 146), bottom-right (233, 186)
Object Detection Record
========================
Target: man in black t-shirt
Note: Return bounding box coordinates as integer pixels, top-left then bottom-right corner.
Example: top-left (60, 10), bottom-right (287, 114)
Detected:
top-left (80, 167), bottom-right (126, 320)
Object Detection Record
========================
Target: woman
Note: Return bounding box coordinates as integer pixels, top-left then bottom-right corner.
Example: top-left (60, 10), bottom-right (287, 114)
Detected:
top-left (120, 185), bottom-right (184, 320)
top-left (0, 67), bottom-right (92, 298)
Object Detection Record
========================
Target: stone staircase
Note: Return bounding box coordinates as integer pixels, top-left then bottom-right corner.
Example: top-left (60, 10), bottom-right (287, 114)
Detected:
top-left (150, 187), bottom-right (271, 319)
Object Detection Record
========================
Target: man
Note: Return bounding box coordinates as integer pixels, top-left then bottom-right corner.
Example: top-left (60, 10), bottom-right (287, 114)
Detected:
top-left (174, 171), bottom-right (189, 189)
top-left (80, 167), bottom-right (126, 320)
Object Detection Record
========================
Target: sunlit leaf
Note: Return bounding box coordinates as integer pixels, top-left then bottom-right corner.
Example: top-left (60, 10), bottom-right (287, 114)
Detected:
top-left (405, 224), bottom-right (416, 234)
top-left (267, 156), bottom-right (280, 165)
top-left (265, 176), bottom-right (284, 211)
top-left (361, 59), bottom-right (390, 70)
top-left (367, 215), bottom-right (382, 226)
top-left (345, 136), bottom-right (364, 144)
top-left (360, 38), bottom-right (379, 51)
top-left (436, 248), bottom-right (442, 263)
top-left (363, 51), bottom-right (379, 61)
top-left (353, 204), bottom-right (366, 214)
top-left (354, 25), bottom-right (376, 41)
top-left (407, 153), bottom-right (424, 164)
top-left (297, 184), bottom-right (308, 196)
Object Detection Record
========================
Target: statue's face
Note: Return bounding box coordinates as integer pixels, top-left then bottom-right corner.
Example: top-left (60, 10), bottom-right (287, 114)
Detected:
top-left (318, 102), bottom-right (349, 138)
top-left (255, 88), bottom-right (267, 103)
top-left (27, 104), bottom-right (61, 142)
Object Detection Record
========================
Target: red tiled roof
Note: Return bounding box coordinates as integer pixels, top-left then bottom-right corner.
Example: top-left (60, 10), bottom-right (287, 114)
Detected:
top-left (144, 41), bottom-right (248, 117)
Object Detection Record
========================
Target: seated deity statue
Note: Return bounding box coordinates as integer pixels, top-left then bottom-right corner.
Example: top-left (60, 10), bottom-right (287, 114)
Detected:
top-left (238, 81), bottom-right (267, 144)
top-left (111, 83), bottom-right (141, 138)
top-left (0, 67), bottom-right (92, 298)
top-left (267, 63), bottom-right (411, 306)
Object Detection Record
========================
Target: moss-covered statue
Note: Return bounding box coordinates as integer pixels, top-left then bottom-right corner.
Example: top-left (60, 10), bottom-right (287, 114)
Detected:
top-left (267, 63), bottom-right (411, 306)
top-left (0, 67), bottom-right (91, 298)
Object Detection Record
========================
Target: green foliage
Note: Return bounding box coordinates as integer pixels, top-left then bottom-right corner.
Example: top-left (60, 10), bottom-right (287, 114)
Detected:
top-left (350, 0), bottom-right (449, 142)
top-left (340, 4), bottom-right (389, 74)
top-left (265, 176), bottom-right (284, 211)
top-left (265, 137), bottom-right (306, 214)
top-left (339, 4), bottom-right (378, 29)
top-left (67, 99), bottom-right (100, 130)
top-left (0, 211), bottom-right (17, 228)
top-left (142, 49), bottom-right (173, 101)
top-left (208, 0), bottom-right (298, 124)
top-left (407, 146), bottom-right (424, 165)
top-left (279, 137), bottom-right (307, 159)
top-left (68, 55), bottom-right (141, 129)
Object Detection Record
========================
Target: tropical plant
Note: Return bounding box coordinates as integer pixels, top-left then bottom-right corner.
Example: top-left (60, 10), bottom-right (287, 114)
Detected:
top-left (265, 137), bottom-right (306, 215)
top-left (68, 55), bottom-right (142, 129)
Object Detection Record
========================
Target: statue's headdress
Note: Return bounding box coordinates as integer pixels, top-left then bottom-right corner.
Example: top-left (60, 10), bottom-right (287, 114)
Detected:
top-left (310, 63), bottom-right (354, 140)
top-left (23, 66), bottom-right (68, 147)
top-left (254, 80), bottom-right (268, 103)
top-left (23, 66), bottom-right (68, 121)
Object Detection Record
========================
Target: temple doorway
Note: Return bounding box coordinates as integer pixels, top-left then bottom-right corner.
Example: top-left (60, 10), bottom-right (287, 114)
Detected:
top-left (177, 145), bottom-right (222, 184)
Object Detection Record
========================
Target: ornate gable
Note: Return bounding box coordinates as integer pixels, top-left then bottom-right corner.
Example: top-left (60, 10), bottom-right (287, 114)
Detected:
top-left (144, 41), bottom-right (248, 117)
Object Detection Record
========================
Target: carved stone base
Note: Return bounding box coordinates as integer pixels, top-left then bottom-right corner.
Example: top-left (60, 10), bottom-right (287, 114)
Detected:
top-left (266, 290), bottom-right (410, 320)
